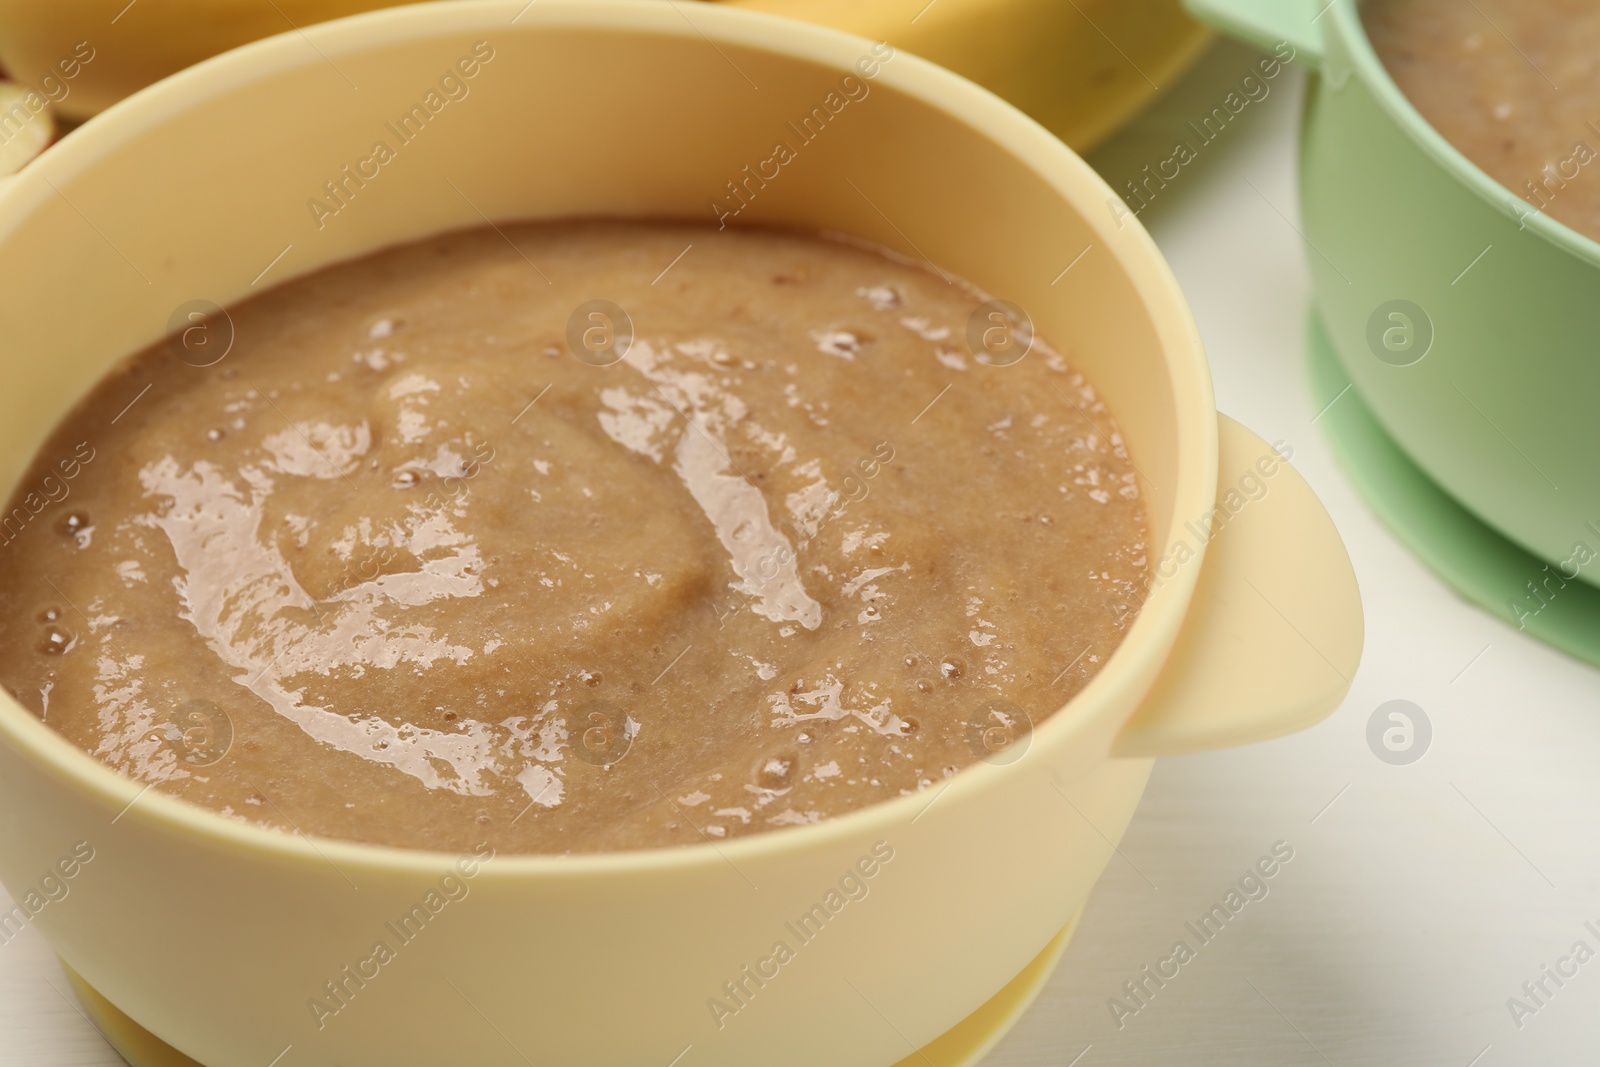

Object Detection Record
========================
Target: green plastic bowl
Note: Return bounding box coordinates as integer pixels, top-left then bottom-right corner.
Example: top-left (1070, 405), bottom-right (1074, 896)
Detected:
top-left (1185, 0), bottom-right (1600, 606)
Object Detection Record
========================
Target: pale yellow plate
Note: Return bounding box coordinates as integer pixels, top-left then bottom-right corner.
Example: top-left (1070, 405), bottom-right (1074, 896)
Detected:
top-left (63, 919), bottom-right (1078, 1067)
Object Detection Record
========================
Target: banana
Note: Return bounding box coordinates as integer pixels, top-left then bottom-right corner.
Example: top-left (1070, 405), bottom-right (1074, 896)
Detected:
top-left (0, 0), bottom-right (1208, 150)
top-left (0, 79), bottom-right (55, 174)
top-left (724, 0), bottom-right (1211, 151)
top-left (0, 0), bottom-right (405, 120)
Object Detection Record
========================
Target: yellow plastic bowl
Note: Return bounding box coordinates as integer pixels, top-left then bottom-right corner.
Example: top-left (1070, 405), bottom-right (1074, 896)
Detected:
top-left (0, 0), bottom-right (1209, 151)
top-left (0, 3), bottom-right (1359, 1065)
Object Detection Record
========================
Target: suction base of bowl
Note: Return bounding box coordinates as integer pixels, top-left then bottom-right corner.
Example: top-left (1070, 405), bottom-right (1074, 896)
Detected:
top-left (1308, 312), bottom-right (1600, 667)
top-left (888, 915), bottom-right (1077, 1067)
top-left (61, 914), bottom-right (1078, 1067)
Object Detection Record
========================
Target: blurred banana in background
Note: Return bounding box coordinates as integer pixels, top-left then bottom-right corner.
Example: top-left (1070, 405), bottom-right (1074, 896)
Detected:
top-left (0, 78), bottom-right (53, 172)
top-left (0, 0), bottom-right (1208, 171)
top-left (734, 0), bottom-right (1210, 153)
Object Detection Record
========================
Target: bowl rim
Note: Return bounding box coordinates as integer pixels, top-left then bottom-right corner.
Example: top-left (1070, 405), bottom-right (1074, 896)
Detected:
top-left (0, 0), bottom-right (1217, 880)
top-left (1330, 0), bottom-right (1600, 267)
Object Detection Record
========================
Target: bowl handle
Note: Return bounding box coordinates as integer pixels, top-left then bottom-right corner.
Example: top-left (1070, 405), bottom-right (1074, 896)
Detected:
top-left (1111, 414), bottom-right (1361, 758)
top-left (1180, 0), bottom-right (1325, 69)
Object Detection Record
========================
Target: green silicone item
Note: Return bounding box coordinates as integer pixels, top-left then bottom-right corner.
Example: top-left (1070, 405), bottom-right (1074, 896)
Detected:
top-left (1185, 0), bottom-right (1600, 599)
top-left (1309, 312), bottom-right (1600, 665)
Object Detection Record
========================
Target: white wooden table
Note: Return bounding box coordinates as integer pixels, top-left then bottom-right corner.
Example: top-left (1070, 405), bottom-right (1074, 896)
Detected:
top-left (3, 39), bottom-right (1597, 1067)
top-left (988, 40), bottom-right (1600, 1067)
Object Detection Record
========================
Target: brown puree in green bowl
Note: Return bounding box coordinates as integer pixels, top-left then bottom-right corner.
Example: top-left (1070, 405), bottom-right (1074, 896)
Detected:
top-left (0, 222), bottom-right (1147, 854)
top-left (1366, 0), bottom-right (1600, 243)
